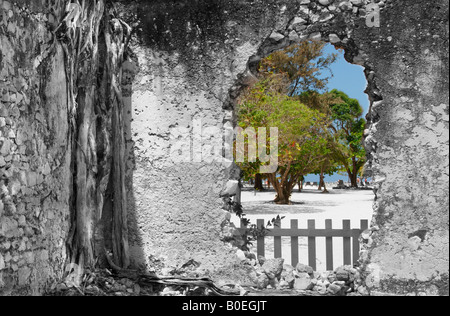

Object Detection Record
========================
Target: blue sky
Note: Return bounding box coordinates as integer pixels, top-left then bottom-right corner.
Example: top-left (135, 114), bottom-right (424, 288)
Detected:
top-left (304, 44), bottom-right (369, 182)
top-left (322, 43), bottom-right (370, 117)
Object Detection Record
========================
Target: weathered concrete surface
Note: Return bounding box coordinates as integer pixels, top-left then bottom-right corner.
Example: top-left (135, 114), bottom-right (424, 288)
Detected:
top-left (119, 0), bottom-right (449, 295)
top-left (358, 2), bottom-right (449, 296)
top-left (0, 0), bottom-right (71, 295)
top-left (119, 0), bottom-right (304, 282)
top-left (0, 0), bottom-right (128, 295)
top-left (0, 0), bottom-right (448, 295)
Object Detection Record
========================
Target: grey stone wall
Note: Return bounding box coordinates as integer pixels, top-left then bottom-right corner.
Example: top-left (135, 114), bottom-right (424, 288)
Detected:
top-left (0, 0), bottom-right (71, 295)
top-left (357, 2), bottom-right (449, 296)
top-left (0, 0), bottom-right (448, 295)
top-left (121, 0), bottom-right (449, 295)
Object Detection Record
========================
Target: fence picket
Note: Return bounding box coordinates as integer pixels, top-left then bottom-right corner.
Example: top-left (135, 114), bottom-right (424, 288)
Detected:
top-left (274, 219), bottom-right (282, 259)
top-left (308, 220), bottom-right (317, 271)
top-left (361, 220), bottom-right (369, 232)
top-left (325, 219), bottom-right (333, 271)
top-left (343, 220), bottom-right (351, 265)
top-left (291, 220), bottom-right (299, 267)
top-left (257, 219), bottom-right (265, 258)
top-left (239, 218), bottom-right (367, 271)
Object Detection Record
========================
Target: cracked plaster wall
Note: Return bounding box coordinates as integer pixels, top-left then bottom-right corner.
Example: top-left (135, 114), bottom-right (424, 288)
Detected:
top-left (0, 0), bottom-right (448, 295)
top-left (120, 0), bottom-right (449, 294)
top-left (0, 0), bottom-right (71, 295)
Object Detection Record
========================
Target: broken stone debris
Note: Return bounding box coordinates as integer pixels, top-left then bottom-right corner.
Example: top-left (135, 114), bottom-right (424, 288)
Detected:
top-left (237, 251), bottom-right (367, 296)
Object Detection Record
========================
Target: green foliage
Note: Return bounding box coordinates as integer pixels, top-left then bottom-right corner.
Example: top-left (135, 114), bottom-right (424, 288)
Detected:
top-left (227, 200), bottom-right (285, 252)
top-left (326, 89), bottom-right (367, 182)
top-left (238, 92), bottom-right (329, 172)
top-left (237, 41), bottom-right (367, 201)
top-left (296, 89), bottom-right (367, 179)
top-left (259, 41), bottom-right (338, 96)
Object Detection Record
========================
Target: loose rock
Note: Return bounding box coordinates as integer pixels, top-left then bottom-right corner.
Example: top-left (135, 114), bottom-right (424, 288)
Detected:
top-left (296, 263), bottom-right (314, 277)
top-left (294, 273), bottom-right (313, 291)
top-left (262, 258), bottom-right (284, 280)
top-left (335, 266), bottom-right (351, 282)
top-left (256, 273), bottom-right (270, 290)
top-left (327, 283), bottom-right (342, 295)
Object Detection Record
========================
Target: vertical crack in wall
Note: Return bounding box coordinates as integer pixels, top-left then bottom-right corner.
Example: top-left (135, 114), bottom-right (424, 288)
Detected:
top-left (50, 0), bottom-right (132, 279)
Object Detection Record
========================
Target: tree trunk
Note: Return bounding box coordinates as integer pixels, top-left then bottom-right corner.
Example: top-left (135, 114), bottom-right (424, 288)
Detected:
top-left (322, 180), bottom-right (329, 193)
top-left (318, 165), bottom-right (326, 191)
top-left (319, 172), bottom-right (326, 191)
top-left (269, 167), bottom-right (297, 205)
top-left (74, 84), bottom-right (97, 268)
top-left (298, 175), bottom-right (304, 192)
top-left (350, 171), bottom-right (358, 187)
top-left (277, 188), bottom-right (291, 204)
top-left (107, 14), bottom-right (131, 269)
top-left (254, 173), bottom-right (264, 191)
top-left (273, 183), bottom-right (291, 204)
top-left (349, 158), bottom-right (359, 187)
top-left (63, 0), bottom-right (106, 272)
top-left (61, 2), bottom-right (132, 279)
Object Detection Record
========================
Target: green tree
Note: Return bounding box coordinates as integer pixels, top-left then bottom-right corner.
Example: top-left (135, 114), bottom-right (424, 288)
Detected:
top-left (296, 89), bottom-right (367, 189)
top-left (238, 92), bottom-right (328, 204)
top-left (259, 41), bottom-right (337, 97)
top-left (327, 89), bottom-right (367, 187)
top-left (237, 41), bottom-right (339, 203)
top-left (296, 91), bottom-right (341, 192)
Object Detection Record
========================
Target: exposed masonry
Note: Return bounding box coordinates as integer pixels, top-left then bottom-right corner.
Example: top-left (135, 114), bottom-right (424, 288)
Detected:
top-left (0, 0), bottom-right (449, 295)
top-left (0, 0), bottom-right (71, 294)
top-left (122, 0), bottom-right (449, 296)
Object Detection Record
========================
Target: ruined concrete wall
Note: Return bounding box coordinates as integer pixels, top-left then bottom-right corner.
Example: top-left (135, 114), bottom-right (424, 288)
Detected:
top-left (119, 0), bottom-right (298, 282)
top-left (357, 2), bottom-right (449, 296)
top-left (1, 0), bottom-right (138, 295)
top-left (0, 0), bottom-right (448, 296)
top-left (0, 0), bottom-right (72, 295)
top-left (121, 0), bottom-right (449, 294)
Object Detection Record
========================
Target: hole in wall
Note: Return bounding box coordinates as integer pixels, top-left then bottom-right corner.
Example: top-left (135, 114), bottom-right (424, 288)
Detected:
top-left (225, 39), bottom-right (382, 276)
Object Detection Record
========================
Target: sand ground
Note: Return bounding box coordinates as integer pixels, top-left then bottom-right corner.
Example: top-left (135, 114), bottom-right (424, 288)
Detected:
top-left (231, 186), bottom-right (375, 271)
